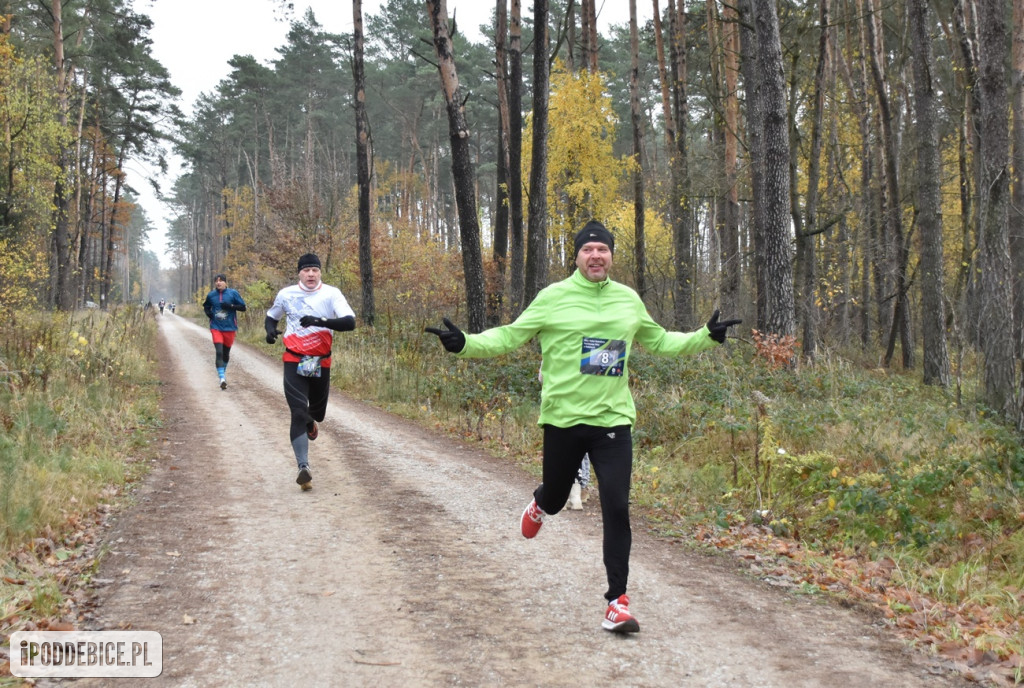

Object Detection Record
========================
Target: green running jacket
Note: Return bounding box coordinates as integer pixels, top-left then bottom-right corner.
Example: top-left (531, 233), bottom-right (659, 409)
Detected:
top-left (458, 269), bottom-right (718, 428)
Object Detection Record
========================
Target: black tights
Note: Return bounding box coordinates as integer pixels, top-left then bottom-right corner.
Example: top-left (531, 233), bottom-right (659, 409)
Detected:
top-left (282, 362), bottom-right (331, 441)
top-left (214, 343), bottom-right (231, 369)
top-left (535, 424), bottom-right (633, 601)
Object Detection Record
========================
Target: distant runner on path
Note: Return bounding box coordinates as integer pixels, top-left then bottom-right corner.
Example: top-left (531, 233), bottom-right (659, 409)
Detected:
top-left (202, 273), bottom-right (247, 390)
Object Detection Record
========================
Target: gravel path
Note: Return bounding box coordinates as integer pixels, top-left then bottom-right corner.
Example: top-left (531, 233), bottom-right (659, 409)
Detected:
top-left (47, 314), bottom-right (971, 687)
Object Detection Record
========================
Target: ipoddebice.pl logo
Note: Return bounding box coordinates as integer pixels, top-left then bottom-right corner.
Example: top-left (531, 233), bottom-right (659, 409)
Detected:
top-left (10, 630), bottom-right (162, 678)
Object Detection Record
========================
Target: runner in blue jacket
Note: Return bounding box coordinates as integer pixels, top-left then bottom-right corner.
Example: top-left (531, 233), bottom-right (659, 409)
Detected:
top-left (427, 220), bottom-right (741, 633)
top-left (202, 273), bottom-right (247, 390)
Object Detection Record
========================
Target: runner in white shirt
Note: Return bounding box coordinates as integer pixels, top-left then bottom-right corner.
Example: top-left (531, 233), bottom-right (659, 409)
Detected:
top-left (265, 253), bottom-right (356, 491)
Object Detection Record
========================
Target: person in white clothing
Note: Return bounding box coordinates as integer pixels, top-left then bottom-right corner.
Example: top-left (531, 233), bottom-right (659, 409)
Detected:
top-left (264, 253), bottom-right (356, 491)
top-left (567, 455), bottom-right (590, 510)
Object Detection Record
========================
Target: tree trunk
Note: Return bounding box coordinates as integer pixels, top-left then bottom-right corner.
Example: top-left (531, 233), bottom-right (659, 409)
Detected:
top-left (508, 0), bottom-right (526, 315)
top-left (787, 55), bottom-right (805, 348)
top-left (835, 0), bottom-right (876, 349)
top-left (953, 106), bottom-right (974, 328)
top-left (586, 0), bottom-right (598, 72)
top-left (525, 0), bottom-right (550, 304)
top-left (910, 0), bottom-right (950, 386)
top-left (797, 0), bottom-right (830, 361)
top-left (865, 0), bottom-right (912, 368)
top-left (629, 0), bottom-right (647, 300)
top-left (492, 0), bottom-right (511, 326)
top-left (353, 0), bottom-right (375, 326)
top-left (952, 0), bottom-right (983, 348)
top-left (71, 69), bottom-right (88, 306)
top-left (738, 0), bottom-right (767, 331)
top-left (719, 0), bottom-right (741, 319)
top-left (652, 0), bottom-right (675, 150)
top-left (669, 0), bottom-right (694, 329)
top-left (566, 0), bottom-right (576, 70)
top-left (1011, 0), bottom-right (1024, 362)
top-left (427, 0), bottom-right (487, 332)
top-left (80, 138), bottom-right (99, 304)
top-left (102, 135), bottom-right (132, 309)
top-left (51, 0), bottom-right (74, 310)
top-left (580, 0), bottom-right (591, 70)
top-left (977, 0), bottom-right (1017, 418)
top-left (753, 0), bottom-right (795, 338)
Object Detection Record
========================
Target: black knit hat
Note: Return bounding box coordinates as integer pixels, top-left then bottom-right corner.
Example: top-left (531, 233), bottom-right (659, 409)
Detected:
top-left (297, 253), bottom-right (321, 271)
top-left (573, 220), bottom-right (615, 256)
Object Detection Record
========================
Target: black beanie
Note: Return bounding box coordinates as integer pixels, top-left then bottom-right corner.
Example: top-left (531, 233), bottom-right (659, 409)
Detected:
top-left (573, 220), bottom-right (615, 256)
top-left (297, 253), bottom-right (321, 271)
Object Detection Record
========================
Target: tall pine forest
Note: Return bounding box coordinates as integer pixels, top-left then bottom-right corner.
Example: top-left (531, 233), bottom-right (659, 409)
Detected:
top-left (2, 0), bottom-right (1024, 432)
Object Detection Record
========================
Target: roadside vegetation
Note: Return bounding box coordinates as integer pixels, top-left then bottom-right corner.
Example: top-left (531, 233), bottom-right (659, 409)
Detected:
top-left (0, 307), bottom-right (162, 680)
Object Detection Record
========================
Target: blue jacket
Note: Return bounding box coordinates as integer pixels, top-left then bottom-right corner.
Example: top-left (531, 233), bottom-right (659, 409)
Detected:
top-left (203, 288), bottom-right (247, 332)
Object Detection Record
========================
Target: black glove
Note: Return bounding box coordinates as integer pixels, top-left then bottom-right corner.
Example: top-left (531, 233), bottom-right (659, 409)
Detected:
top-left (300, 315), bottom-right (326, 328)
top-left (424, 317), bottom-right (466, 353)
top-left (264, 316), bottom-right (279, 344)
top-left (220, 303), bottom-right (234, 311)
top-left (706, 309), bottom-right (742, 343)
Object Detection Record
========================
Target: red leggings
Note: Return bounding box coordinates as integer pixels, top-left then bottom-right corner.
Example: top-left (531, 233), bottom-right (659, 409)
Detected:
top-left (210, 330), bottom-right (236, 368)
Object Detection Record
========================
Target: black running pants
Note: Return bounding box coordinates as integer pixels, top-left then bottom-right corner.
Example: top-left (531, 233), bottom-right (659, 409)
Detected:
top-left (282, 362), bottom-right (332, 441)
top-left (535, 424), bottom-right (633, 602)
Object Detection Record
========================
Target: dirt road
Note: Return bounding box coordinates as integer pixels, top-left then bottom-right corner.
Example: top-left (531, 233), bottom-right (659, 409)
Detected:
top-left (52, 314), bottom-right (971, 687)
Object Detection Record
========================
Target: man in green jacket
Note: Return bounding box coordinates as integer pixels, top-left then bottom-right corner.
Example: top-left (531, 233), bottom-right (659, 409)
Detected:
top-left (426, 220), bottom-right (741, 633)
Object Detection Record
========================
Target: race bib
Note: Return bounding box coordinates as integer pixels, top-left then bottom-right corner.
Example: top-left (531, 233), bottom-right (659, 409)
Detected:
top-left (580, 338), bottom-right (626, 376)
top-left (297, 355), bottom-right (322, 378)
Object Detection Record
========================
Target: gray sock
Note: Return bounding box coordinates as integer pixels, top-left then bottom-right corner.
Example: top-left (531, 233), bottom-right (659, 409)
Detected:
top-left (291, 435), bottom-right (309, 468)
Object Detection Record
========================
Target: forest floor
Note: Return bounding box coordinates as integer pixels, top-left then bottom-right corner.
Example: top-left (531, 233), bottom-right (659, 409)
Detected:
top-left (30, 314), bottom-right (980, 687)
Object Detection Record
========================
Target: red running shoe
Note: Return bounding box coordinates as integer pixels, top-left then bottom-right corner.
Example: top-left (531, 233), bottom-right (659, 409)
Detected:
top-left (520, 499), bottom-right (545, 538)
top-left (307, 421), bottom-right (318, 441)
top-left (602, 594), bottom-right (640, 633)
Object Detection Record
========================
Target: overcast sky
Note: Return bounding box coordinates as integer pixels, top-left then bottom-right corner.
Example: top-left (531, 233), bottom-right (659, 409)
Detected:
top-left (133, 0), bottom-right (648, 267)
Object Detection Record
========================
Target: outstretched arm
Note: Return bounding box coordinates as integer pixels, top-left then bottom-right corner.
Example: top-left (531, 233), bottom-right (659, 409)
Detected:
top-left (299, 315), bottom-right (355, 332)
